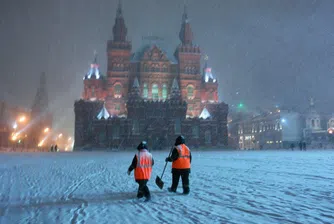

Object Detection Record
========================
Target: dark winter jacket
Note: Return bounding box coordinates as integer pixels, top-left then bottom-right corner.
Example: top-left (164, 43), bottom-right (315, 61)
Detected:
top-left (128, 154), bottom-right (155, 173)
top-left (166, 146), bottom-right (192, 173)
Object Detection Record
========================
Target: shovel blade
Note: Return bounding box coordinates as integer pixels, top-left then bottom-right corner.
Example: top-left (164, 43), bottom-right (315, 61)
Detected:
top-left (155, 175), bottom-right (164, 189)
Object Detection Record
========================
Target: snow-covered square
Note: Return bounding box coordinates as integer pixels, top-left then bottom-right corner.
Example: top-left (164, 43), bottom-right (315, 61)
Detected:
top-left (0, 150), bottom-right (333, 224)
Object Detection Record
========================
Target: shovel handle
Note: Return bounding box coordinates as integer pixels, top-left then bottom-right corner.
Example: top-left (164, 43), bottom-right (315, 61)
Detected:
top-left (160, 146), bottom-right (174, 179)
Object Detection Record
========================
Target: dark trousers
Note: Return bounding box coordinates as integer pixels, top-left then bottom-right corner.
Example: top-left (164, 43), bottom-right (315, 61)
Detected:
top-left (136, 180), bottom-right (151, 199)
top-left (171, 171), bottom-right (190, 194)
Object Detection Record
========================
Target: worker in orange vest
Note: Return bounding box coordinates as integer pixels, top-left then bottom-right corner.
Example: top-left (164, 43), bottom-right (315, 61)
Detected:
top-left (165, 135), bottom-right (191, 194)
top-left (128, 141), bottom-right (154, 201)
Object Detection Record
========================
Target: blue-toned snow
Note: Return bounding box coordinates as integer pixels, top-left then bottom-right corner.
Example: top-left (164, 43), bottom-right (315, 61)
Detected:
top-left (0, 150), bottom-right (333, 223)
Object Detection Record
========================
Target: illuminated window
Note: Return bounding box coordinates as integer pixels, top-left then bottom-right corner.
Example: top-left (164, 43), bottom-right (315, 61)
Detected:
top-left (162, 65), bottom-right (168, 72)
top-left (115, 104), bottom-right (121, 111)
top-left (114, 84), bottom-right (122, 98)
top-left (187, 86), bottom-right (194, 99)
top-left (143, 83), bottom-right (148, 98)
top-left (162, 84), bottom-right (167, 99)
top-left (152, 84), bottom-right (159, 100)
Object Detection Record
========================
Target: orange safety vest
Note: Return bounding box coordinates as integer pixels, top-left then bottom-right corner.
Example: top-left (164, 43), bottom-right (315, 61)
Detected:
top-left (134, 149), bottom-right (153, 180)
top-left (172, 144), bottom-right (191, 169)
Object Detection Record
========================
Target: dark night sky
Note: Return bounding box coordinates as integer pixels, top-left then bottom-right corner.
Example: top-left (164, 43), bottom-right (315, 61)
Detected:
top-left (1, 0), bottom-right (334, 135)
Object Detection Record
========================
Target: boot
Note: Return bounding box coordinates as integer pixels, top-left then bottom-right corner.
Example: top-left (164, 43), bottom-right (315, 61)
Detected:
top-left (183, 187), bottom-right (190, 195)
top-left (168, 187), bottom-right (176, 193)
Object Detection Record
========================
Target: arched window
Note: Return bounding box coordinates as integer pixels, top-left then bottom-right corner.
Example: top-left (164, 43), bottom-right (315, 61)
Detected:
top-left (162, 65), bottom-right (168, 72)
top-left (152, 84), bottom-right (159, 100)
top-left (187, 85), bottom-right (194, 99)
top-left (143, 83), bottom-right (148, 98)
top-left (162, 84), bottom-right (168, 99)
top-left (144, 64), bottom-right (148, 72)
top-left (114, 84), bottom-right (122, 98)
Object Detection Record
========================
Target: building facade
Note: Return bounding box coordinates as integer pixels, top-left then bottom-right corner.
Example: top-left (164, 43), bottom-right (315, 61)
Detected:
top-left (74, 4), bottom-right (228, 150)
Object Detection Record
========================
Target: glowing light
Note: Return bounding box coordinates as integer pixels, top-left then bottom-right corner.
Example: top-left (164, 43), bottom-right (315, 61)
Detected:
top-left (13, 123), bottom-right (17, 129)
top-left (281, 118), bottom-right (286, 123)
top-left (68, 137), bottom-right (72, 141)
top-left (12, 135), bottom-right (17, 141)
top-left (44, 127), bottom-right (50, 133)
top-left (329, 130), bottom-right (333, 134)
top-left (38, 140), bottom-right (44, 147)
top-left (18, 116), bottom-right (26, 123)
top-left (58, 133), bottom-right (63, 138)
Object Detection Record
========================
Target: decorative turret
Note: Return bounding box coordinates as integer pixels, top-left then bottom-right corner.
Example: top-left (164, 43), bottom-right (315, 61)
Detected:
top-left (112, 0), bottom-right (127, 42)
top-left (170, 78), bottom-right (181, 99)
top-left (84, 52), bottom-right (101, 80)
top-left (199, 107), bottom-right (211, 119)
top-left (128, 77), bottom-right (141, 99)
top-left (97, 103), bottom-right (110, 120)
top-left (179, 5), bottom-right (193, 46)
top-left (203, 55), bottom-right (217, 83)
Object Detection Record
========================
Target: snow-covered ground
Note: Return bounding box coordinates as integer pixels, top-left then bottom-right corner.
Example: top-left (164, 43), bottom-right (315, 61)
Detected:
top-left (0, 150), bottom-right (333, 224)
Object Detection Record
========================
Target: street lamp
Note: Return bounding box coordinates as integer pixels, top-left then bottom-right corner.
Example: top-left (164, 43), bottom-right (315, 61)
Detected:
top-left (13, 122), bottom-right (17, 129)
top-left (44, 127), bottom-right (50, 133)
top-left (18, 116), bottom-right (26, 123)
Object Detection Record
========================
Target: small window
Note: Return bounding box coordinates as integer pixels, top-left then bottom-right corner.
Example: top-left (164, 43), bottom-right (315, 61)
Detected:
top-left (115, 104), bottom-right (121, 111)
top-left (152, 84), bottom-right (159, 100)
top-left (187, 86), bottom-right (194, 99)
top-left (114, 84), bottom-right (122, 98)
top-left (143, 83), bottom-right (148, 98)
top-left (162, 84), bottom-right (168, 99)
top-left (132, 120), bottom-right (140, 134)
top-left (91, 87), bottom-right (95, 97)
top-left (192, 126), bottom-right (199, 138)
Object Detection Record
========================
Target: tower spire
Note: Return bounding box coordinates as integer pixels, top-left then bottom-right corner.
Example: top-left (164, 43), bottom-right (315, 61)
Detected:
top-left (179, 4), bottom-right (193, 45)
top-left (113, 0), bottom-right (127, 42)
top-left (32, 72), bottom-right (49, 114)
top-left (117, 0), bottom-right (122, 17)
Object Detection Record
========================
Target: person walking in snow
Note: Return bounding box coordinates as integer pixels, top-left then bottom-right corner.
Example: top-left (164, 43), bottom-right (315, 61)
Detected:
top-left (165, 135), bottom-right (192, 195)
top-left (127, 141), bottom-right (154, 201)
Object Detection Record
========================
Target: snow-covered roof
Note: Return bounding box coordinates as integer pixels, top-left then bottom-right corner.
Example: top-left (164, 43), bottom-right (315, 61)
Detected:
top-left (97, 104), bottom-right (110, 120)
top-left (199, 107), bottom-right (211, 119)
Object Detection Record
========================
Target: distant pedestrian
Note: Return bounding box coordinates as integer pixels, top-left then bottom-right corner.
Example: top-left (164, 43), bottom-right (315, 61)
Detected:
top-left (50, 145), bottom-right (54, 152)
top-left (290, 143), bottom-right (295, 151)
top-left (54, 145), bottom-right (58, 152)
top-left (299, 141), bottom-right (303, 151)
top-left (127, 141), bottom-right (154, 201)
top-left (302, 142), bottom-right (306, 151)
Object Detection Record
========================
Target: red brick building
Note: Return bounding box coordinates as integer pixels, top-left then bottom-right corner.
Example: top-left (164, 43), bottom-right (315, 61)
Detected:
top-left (74, 3), bottom-right (228, 150)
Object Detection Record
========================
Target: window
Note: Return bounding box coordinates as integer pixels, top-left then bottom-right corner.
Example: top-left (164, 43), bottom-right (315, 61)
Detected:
top-left (143, 83), bottom-right (148, 98)
top-left (162, 84), bottom-right (167, 99)
top-left (132, 120), bottom-right (140, 134)
top-left (312, 119), bottom-right (315, 128)
top-left (187, 86), bottom-right (194, 99)
top-left (114, 84), bottom-right (122, 98)
top-left (91, 87), bottom-right (95, 97)
top-left (115, 104), bottom-right (121, 111)
top-left (209, 92), bottom-right (214, 101)
top-left (152, 84), bottom-right (159, 100)
top-left (144, 64), bottom-right (148, 72)
top-left (174, 118), bottom-right (181, 134)
top-left (112, 125), bottom-right (120, 139)
top-left (162, 65), bottom-right (168, 72)
top-left (192, 126), bottom-right (199, 138)
top-left (205, 130), bottom-right (211, 144)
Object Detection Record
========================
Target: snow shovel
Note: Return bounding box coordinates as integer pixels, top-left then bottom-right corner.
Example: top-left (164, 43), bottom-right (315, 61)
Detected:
top-left (155, 147), bottom-right (173, 189)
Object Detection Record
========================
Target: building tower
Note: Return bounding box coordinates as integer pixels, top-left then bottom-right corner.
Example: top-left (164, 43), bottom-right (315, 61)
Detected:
top-left (106, 0), bottom-right (132, 116)
top-left (30, 72), bottom-right (52, 147)
top-left (175, 5), bottom-right (202, 117)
